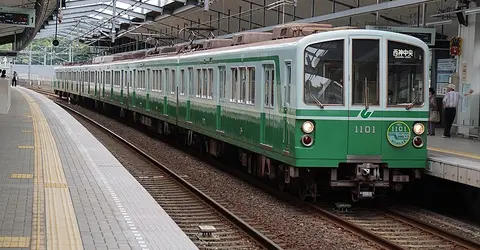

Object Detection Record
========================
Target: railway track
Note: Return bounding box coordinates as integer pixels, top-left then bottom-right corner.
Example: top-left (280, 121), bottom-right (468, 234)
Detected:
top-left (40, 95), bottom-right (282, 250)
top-left (32, 88), bottom-right (480, 250)
top-left (310, 202), bottom-right (480, 250)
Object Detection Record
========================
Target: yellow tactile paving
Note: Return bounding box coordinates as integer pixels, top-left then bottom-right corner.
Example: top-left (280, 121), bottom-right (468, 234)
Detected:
top-left (18, 89), bottom-right (84, 250)
top-left (22, 130), bottom-right (34, 133)
top-left (0, 236), bottom-right (31, 247)
top-left (18, 145), bottom-right (34, 149)
top-left (44, 183), bottom-right (68, 188)
top-left (10, 174), bottom-right (33, 179)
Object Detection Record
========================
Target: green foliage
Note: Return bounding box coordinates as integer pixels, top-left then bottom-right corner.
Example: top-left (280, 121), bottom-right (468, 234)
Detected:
top-left (11, 37), bottom-right (96, 65)
top-left (0, 43), bottom-right (11, 50)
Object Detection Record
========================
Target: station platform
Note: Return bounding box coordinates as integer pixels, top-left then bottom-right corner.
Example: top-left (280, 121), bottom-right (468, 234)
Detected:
top-left (426, 129), bottom-right (480, 188)
top-left (0, 87), bottom-right (198, 250)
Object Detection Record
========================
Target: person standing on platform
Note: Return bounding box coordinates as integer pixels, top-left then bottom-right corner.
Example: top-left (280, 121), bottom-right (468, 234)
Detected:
top-left (0, 70), bottom-right (6, 78)
top-left (428, 87), bottom-right (439, 136)
top-left (442, 83), bottom-right (474, 138)
top-left (11, 71), bottom-right (17, 87)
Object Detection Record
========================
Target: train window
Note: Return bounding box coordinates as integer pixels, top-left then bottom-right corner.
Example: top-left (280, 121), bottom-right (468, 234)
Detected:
top-left (351, 39), bottom-right (379, 106)
top-left (387, 41), bottom-right (424, 106)
top-left (180, 69), bottom-right (185, 95)
top-left (202, 69), bottom-right (208, 98)
top-left (304, 39), bottom-right (344, 106)
top-left (132, 70), bottom-right (136, 89)
top-left (208, 68), bottom-right (213, 99)
top-left (170, 69), bottom-right (175, 95)
top-left (121, 70), bottom-right (124, 89)
top-left (196, 69), bottom-right (202, 97)
top-left (114, 71), bottom-right (121, 87)
top-left (159, 70), bottom-right (163, 92)
top-left (219, 66), bottom-right (226, 100)
top-left (151, 70), bottom-right (157, 91)
top-left (285, 62), bottom-right (292, 106)
top-left (239, 68), bottom-right (247, 103)
top-left (231, 68), bottom-right (238, 102)
top-left (136, 70), bottom-right (143, 89)
top-left (90, 72), bottom-right (94, 86)
top-left (107, 71), bottom-right (112, 87)
top-left (264, 65), bottom-right (275, 107)
top-left (163, 69), bottom-right (169, 92)
top-left (247, 67), bottom-right (255, 105)
top-left (188, 68), bottom-right (193, 97)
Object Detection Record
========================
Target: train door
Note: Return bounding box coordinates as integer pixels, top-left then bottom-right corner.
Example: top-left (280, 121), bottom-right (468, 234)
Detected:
top-left (347, 36), bottom-right (384, 157)
top-left (127, 69), bottom-right (131, 107)
top-left (282, 61), bottom-right (292, 152)
top-left (176, 69), bottom-right (180, 125)
top-left (263, 64), bottom-right (275, 147)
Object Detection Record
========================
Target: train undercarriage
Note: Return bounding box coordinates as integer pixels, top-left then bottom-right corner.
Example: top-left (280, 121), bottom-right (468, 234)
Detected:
top-left (63, 94), bottom-right (422, 202)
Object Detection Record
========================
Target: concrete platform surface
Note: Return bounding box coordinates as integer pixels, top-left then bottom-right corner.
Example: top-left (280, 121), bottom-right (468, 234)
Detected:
top-left (0, 87), bottom-right (198, 250)
top-left (426, 128), bottom-right (480, 188)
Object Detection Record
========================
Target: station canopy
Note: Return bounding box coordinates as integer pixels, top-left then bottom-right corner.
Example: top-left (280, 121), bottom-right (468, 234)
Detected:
top-left (29, 0), bottom-right (479, 52)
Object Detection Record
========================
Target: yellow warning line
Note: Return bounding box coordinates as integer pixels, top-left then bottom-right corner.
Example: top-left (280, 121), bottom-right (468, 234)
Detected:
top-left (428, 146), bottom-right (480, 160)
top-left (0, 236), bottom-right (30, 247)
top-left (11, 174), bottom-right (33, 179)
top-left (18, 89), bottom-right (84, 250)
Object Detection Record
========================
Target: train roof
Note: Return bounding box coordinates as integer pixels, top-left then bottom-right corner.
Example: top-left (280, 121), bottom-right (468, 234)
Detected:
top-left (56, 23), bottom-right (428, 70)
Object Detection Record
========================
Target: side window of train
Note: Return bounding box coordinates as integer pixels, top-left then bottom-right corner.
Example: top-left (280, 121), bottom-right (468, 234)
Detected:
top-left (188, 68), bottom-right (193, 97)
top-left (219, 66), bottom-right (226, 101)
top-left (284, 62), bottom-right (292, 107)
top-left (263, 64), bottom-right (275, 108)
top-left (170, 69), bottom-right (175, 95)
top-left (231, 68), bottom-right (238, 102)
top-left (165, 68), bottom-right (170, 93)
top-left (180, 69), bottom-right (185, 96)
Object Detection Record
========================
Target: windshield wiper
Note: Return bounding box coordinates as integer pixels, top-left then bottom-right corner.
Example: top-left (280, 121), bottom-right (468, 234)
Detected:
top-left (364, 77), bottom-right (369, 110)
top-left (309, 92), bottom-right (324, 109)
top-left (405, 95), bottom-right (419, 110)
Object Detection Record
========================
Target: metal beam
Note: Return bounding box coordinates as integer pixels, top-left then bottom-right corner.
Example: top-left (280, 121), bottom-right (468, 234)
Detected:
top-left (65, 0), bottom-right (110, 7)
top-left (63, 4), bottom-right (145, 19)
top-left (219, 0), bottom-right (436, 37)
top-left (42, 21), bottom-right (118, 31)
top-left (52, 11), bottom-right (131, 23)
top-left (118, 0), bottom-right (163, 13)
top-left (153, 3), bottom-right (196, 22)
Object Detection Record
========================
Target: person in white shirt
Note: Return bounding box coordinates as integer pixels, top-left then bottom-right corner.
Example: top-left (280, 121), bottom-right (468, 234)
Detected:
top-left (442, 84), bottom-right (474, 138)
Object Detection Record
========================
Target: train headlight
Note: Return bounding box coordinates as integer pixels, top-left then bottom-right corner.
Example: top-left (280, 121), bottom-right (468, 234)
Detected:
top-left (302, 121), bottom-right (314, 134)
top-left (413, 123), bottom-right (425, 135)
top-left (301, 134), bottom-right (314, 147)
top-left (412, 136), bottom-right (424, 148)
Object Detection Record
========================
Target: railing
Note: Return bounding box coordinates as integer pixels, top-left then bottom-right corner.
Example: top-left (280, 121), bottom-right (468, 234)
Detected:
top-left (17, 73), bottom-right (54, 91)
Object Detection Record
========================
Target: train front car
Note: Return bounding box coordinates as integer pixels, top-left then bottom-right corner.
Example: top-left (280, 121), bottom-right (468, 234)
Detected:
top-left (296, 30), bottom-right (429, 201)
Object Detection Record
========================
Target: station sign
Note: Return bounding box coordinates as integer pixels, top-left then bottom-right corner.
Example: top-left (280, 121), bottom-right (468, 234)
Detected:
top-left (0, 6), bottom-right (35, 28)
top-left (365, 25), bottom-right (436, 46)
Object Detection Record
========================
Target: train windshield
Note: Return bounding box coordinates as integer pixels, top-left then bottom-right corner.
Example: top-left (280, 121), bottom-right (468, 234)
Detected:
top-left (387, 41), bottom-right (425, 106)
top-left (304, 40), bottom-right (344, 106)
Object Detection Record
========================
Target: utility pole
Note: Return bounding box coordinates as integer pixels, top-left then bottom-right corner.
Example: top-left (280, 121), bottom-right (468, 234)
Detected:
top-left (28, 46), bottom-right (32, 85)
top-left (112, 0), bottom-right (116, 43)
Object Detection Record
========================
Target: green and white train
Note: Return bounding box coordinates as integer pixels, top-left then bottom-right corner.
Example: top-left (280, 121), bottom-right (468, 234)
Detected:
top-left (54, 24), bottom-right (429, 201)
